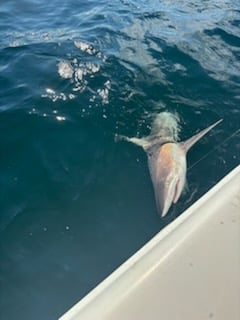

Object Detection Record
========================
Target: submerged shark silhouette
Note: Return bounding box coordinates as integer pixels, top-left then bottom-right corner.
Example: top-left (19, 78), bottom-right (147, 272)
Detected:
top-left (117, 113), bottom-right (222, 217)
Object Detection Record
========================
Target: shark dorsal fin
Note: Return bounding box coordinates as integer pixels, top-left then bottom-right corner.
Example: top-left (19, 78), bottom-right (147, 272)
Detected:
top-left (180, 119), bottom-right (223, 153)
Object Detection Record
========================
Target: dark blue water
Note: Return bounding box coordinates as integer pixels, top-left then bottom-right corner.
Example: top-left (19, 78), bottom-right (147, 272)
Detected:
top-left (0, 1), bottom-right (239, 319)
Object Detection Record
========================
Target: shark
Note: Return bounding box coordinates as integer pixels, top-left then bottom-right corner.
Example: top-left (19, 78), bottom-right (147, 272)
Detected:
top-left (117, 112), bottom-right (222, 217)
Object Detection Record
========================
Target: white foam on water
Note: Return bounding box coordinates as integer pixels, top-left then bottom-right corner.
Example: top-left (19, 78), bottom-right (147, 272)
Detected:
top-left (46, 88), bottom-right (55, 95)
top-left (150, 112), bottom-right (181, 142)
top-left (42, 40), bottom-right (111, 113)
top-left (56, 116), bottom-right (66, 121)
top-left (28, 106), bottom-right (67, 122)
top-left (74, 41), bottom-right (96, 55)
top-left (57, 61), bottom-right (74, 79)
top-left (42, 88), bottom-right (75, 102)
top-left (86, 63), bottom-right (100, 74)
top-left (97, 81), bottom-right (111, 104)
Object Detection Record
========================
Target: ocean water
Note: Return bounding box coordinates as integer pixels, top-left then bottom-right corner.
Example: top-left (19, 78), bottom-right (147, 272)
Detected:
top-left (0, 1), bottom-right (239, 319)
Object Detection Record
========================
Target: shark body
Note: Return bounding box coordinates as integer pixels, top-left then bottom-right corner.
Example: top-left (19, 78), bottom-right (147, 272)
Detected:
top-left (118, 113), bottom-right (222, 217)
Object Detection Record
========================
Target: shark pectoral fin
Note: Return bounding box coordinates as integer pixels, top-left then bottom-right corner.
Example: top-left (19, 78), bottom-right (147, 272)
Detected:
top-left (114, 134), bottom-right (127, 143)
top-left (180, 119), bottom-right (223, 153)
top-left (115, 134), bottom-right (149, 150)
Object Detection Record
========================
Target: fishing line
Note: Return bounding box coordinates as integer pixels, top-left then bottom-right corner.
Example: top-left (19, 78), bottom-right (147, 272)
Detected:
top-left (189, 128), bottom-right (240, 171)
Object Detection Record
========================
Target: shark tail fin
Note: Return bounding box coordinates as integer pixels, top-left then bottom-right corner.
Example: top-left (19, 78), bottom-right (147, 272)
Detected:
top-left (180, 119), bottom-right (223, 153)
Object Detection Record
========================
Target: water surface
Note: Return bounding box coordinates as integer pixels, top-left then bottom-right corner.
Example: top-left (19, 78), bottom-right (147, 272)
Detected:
top-left (0, 1), bottom-right (239, 319)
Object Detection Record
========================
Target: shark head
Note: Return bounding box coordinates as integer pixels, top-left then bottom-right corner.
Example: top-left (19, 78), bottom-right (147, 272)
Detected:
top-left (149, 143), bottom-right (187, 217)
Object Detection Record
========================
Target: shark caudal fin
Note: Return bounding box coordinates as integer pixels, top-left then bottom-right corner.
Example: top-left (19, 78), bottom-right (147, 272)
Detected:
top-left (180, 119), bottom-right (223, 153)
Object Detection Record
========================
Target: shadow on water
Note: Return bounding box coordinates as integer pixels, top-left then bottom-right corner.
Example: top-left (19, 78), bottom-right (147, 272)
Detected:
top-left (0, 0), bottom-right (240, 319)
